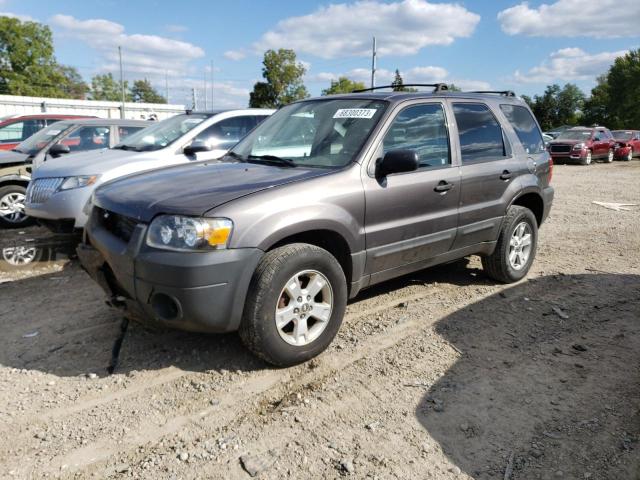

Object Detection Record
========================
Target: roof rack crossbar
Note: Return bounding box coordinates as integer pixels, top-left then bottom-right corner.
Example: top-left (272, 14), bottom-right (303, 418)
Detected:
top-left (352, 83), bottom-right (449, 93)
top-left (470, 90), bottom-right (516, 97)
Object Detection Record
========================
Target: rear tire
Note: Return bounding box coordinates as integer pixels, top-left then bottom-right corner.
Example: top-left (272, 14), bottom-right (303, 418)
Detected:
top-left (239, 243), bottom-right (347, 367)
top-left (606, 148), bottom-right (614, 163)
top-left (0, 185), bottom-right (34, 228)
top-left (482, 206), bottom-right (538, 283)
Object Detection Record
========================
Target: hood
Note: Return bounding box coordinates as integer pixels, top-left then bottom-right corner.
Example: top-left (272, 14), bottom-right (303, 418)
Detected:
top-left (549, 138), bottom-right (586, 145)
top-left (31, 148), bottom-right (140, 178)
top-left (94, 161), bottom-right (332, 222)
top-left (0, 150), bottom-right (29, 167)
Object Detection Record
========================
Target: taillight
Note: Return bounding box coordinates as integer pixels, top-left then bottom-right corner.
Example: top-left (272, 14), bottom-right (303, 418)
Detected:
top-left (548, 157), bottom-right (553, 183)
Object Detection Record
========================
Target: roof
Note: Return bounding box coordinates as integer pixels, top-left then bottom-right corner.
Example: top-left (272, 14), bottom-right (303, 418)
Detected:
top-left (300, 90), bottom-right (526, 105)
top-left (0, 113), bottom-right (93, 121)
top-left (187, 108), bottom-right (275, 115)
top-left (58, 118), bottom-right (152, 127)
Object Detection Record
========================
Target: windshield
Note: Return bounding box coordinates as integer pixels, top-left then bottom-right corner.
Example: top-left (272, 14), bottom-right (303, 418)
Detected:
top-left (14, 122), bottom-right (73, 155)
top-left (556, 130), bottom-right (591, 141)
top-left (230, 99), bottom-right (388, 168)
top-left (115, 113), bottom-right (210, 152)
top-left (612, 130), bottom-right (633, 140)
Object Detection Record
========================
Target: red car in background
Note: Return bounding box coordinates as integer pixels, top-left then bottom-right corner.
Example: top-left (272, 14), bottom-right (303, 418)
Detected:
top-left (547, 126), bottom-right (616, 165)
top-left (612, 130), bottom-right (640, 161)
top-left (0, 114), bottom-right (93, 151)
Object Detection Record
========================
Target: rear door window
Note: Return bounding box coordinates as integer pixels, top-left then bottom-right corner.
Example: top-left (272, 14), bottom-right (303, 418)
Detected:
top-left (452, 103), bottom-right (508, 163)
top-left (499, 104), bottom-right (545, 154)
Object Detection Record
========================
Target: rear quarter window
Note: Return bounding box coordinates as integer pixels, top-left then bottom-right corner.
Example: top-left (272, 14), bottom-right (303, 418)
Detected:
top-left (500, 104), bottom-right (545, 154)
top-left (452, 103), bottom-right (509, 163)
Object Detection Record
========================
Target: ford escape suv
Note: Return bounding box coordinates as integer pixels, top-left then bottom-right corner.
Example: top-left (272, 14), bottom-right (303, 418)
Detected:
top-left (78, 86), bottom-right (554, 366)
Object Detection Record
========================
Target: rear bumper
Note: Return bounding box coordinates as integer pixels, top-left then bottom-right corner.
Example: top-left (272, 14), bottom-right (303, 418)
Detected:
top-left (79, 215), bottom-right (263, 333)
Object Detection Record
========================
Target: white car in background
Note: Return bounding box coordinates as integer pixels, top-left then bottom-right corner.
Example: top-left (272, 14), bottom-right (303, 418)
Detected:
top-left (25, 109), bottom-right (274, 232)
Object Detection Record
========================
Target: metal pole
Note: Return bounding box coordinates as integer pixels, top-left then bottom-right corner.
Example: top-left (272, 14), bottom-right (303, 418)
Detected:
top-left (371, 37), bottom-right (376, 89)
top-left (210, 60), bottom-right (214, 109)
top-left (192, 87), bottom-right (197, 110)
top-left (118, 46), bottom-right (125, 119)
top-left (203, 70), bottom-right (208, 110)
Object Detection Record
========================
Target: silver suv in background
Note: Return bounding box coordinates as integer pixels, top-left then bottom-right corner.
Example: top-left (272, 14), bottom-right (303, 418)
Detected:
top-left (0, 119), bottom-right (149, 228)
top-left (25, 109), bottom-right (274, 232)
top-left (78, 86), bottom-right (553, 366)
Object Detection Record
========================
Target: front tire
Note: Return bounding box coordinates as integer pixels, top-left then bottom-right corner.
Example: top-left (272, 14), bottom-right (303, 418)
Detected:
top-left (0, 185), bottom-right (34, 228)
top-left (626, 148), bottom-right (633, 161)
top-left (581, 150), bottom-right (592, 166)
top-left (482, 206), bottom-right (538, 283)
top-left (239, 243), bottom-right (347, 367)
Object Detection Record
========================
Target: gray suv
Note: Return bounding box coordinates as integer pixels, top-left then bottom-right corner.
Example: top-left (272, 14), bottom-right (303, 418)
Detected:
top-left (78, 86), bottom-right (554, 366)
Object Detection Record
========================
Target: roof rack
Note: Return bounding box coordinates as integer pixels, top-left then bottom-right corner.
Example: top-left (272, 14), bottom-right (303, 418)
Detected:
top-left (470, 90), bottom-right (516, 97)
top-left (352, 83), bottom-right (449, 93)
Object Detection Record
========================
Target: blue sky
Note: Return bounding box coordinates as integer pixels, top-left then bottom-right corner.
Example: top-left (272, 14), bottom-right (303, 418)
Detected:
top-left (2, 0), bottom-right (638, 108)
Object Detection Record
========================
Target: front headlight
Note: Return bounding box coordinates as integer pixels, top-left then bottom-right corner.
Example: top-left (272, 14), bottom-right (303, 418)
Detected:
top-left (147, 215), bottom-right (233, 251)
top-left (572, 143), bottom-right (585, 150)
top-left (59, 175), bottom-right (99, 191)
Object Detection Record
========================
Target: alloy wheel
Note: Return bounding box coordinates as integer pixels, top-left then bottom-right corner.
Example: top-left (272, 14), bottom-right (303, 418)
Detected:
top-left (0, 192), bottom-right (27, 224)
top-left (508, 221), bottom-right (533, 271)
top-left (275, 269), bottom-right (333, 346)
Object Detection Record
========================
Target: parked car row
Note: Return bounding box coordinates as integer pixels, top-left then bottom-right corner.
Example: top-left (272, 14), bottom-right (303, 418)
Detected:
top-left (546, 126), bottom-right (639, 165)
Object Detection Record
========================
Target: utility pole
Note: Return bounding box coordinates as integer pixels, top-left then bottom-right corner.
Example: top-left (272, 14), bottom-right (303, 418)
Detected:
top-left (118, 46), bottom-right (125, 118)
top-left (371, 36), bottom-right (377, 89)
top-left (191, 87), bottom-right (197, 110)
top-left (165, 71), bottom-right (169, 103)
top-left (203, 70), bottom-right (208, 110)
top-left (210, 60), bottom-right (214, 110)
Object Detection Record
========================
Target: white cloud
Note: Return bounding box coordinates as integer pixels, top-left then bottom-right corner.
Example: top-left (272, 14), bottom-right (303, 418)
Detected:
top-left (50, 14), bottom-right (205, 77)
top-left (0, 11), bottom-right (34, 21)
top-left (224, 50), bottom-right (246, 61)
top-left (513, 47), bottom-right (628, 83)
top-left (255, 0), bottom-right (480, 59)
top-left (498, 0), bottom-right (640, 37)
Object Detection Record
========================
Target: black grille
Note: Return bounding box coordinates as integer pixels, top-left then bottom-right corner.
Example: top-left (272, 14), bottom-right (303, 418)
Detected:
top-left (97, 208), bottom-right (139, 242)
top-left (550, 144), bottom-right (572, 153)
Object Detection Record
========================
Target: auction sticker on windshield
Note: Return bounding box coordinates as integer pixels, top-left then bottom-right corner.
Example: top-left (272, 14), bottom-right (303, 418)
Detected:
top-left (333, 109), bottom-right (377, 119)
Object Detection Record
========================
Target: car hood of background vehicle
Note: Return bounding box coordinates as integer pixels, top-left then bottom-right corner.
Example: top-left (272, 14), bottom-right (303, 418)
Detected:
top-left (549, 139), bottom-right (585, 145)
top-left (31, 148), bottom-right (140, 178)
top-left (93, 161), bottom-right (332, 222)
top-left (0, 150), bottom-right (29, 166)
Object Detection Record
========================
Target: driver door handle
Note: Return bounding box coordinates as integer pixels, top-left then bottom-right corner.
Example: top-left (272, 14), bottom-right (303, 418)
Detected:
top-left (434, 181), bottom-right (453, 193)
top-left (500, 170), bottom-right (513, 180)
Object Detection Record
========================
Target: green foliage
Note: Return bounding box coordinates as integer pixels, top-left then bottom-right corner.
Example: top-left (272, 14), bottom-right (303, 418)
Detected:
top-left (90, 73), bottom-right (131, 102)
top-left (131, 79), bottom-right (166, 104)
top-left (249, 49), bottom-right (309, 108)
top-left (390, 69), bottom-right (417, 92)
top-left (0, 16), bottom-right (88, 98)
top-left (582, 75), bottom-right (613, 128)
top-left (322, 76), bottom-right (366, 95)
top-left (528, 83), bottom-right (585, 131)
top-left (447, 84), bottom-right (462, 92)
top-left (603, 49), bottom-right (640, 129)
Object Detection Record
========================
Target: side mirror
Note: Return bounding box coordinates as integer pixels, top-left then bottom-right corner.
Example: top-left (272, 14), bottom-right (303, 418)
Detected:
top-left (183, 140), bottom-right (212, 156)
top-left (48, 143), bottom-right (71, 157)
top-left (376, 149), bottom-right (419, 177)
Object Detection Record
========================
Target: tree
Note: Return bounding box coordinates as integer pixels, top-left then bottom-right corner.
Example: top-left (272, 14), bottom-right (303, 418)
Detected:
top-left (0, 16), bottom-right (85, 98)
top-left (249, 49), bottom-right (309, 108)
top-left (605, 49), bottom-right (640, 129)
top-left (56, 65), bottom-right (89, 99)
top-left (131, 79), bottom-right (166, 104)
top-left (90, 73), bottom-right (131, 102)
top-left (321, 76), bottom-right (366, 95)
top-left (556, 83), bottom-right (585, 126)
top-left (582, 76), bottom-right (612, 127)
top-left (390, 70), bottom-right (417, 92)
top-left (447, 84), bottom-right (462, 92)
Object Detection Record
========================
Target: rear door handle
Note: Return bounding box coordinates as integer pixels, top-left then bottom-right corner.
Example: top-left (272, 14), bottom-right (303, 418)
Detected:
top-left (434, 181), bottom-right (453, 193)
top-left (500, 170), bottom-right (512, 180)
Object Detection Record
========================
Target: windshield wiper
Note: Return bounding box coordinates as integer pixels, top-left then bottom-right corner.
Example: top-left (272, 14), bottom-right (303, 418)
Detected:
top-left (247, 154), bottom-right (297, 168)
top-left (223, 151), bottom-right (246, 162)
top-left (113, 144), bottom-right (133, 150)
top-left (11, 148), bottom-right (25, 154)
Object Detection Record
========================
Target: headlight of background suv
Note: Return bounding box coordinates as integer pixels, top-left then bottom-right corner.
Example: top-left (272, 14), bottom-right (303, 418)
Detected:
top-left (572, 143), bottom-right (585, 150)
top-left (147, 215), bottom-right (233, 251)
top-left (59, 175), bottom-right (99, 191)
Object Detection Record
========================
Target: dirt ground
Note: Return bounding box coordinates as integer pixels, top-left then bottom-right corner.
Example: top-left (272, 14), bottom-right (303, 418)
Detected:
top-left (0, 161), bottom-right (639, 480)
